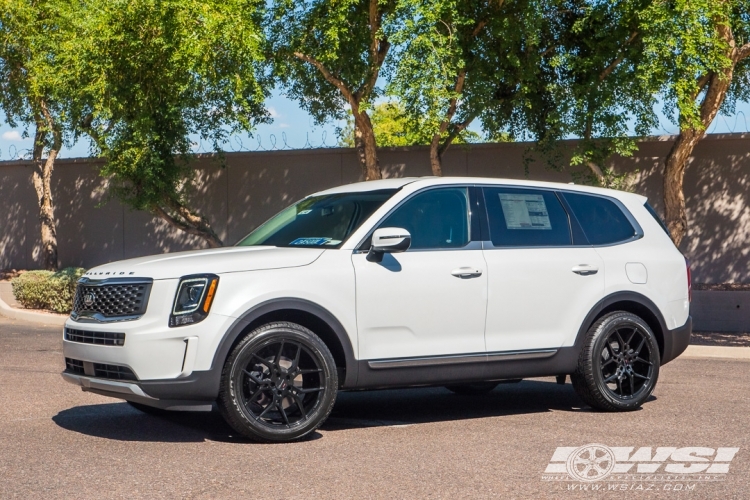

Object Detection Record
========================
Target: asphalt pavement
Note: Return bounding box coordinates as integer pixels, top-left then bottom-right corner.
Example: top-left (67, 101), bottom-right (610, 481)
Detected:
top-left (0, 316), bottom-right (748, 499)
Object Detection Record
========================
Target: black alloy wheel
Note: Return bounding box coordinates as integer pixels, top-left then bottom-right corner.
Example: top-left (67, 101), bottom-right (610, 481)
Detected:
top-left (218, 322), bottom-right (338, 442)
top-left (571, 311), bottom-right (660, 412)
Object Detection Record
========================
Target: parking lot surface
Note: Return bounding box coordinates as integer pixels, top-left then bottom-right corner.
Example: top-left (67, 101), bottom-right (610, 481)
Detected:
top-left (0, 316), bottom-right (748, 499)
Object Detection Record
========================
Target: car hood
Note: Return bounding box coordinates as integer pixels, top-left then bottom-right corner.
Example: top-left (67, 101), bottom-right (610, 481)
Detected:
top-left (83, 246), bottom-right (325, 280)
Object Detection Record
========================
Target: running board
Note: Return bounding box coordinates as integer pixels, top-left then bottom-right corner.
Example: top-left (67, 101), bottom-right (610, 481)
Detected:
top-left (367, 349), bottom-right (558, 370)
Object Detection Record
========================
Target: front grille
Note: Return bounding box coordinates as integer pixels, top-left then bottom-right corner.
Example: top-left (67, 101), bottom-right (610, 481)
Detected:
top-left (65, 328), bottom-right (125, 346)
top-left (72, 279), bottom-right (152, 320)
top-left (65, 358), bottom-right (85, 375)
top-left (93, 363), bottom-right (138, 381)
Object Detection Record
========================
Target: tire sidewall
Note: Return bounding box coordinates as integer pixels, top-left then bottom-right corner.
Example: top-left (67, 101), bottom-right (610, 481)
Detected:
top-left (223, 323), bottom-right (337, 442)
top-left (591, 314), bottom-right (660, 410)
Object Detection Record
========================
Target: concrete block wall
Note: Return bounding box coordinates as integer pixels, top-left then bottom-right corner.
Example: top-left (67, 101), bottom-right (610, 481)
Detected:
top-left (1, 134), bottom-right (749, 284)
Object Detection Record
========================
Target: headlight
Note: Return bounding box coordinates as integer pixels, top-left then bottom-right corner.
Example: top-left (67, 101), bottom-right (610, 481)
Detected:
top-left (169, 274), bottom-right (219, 327)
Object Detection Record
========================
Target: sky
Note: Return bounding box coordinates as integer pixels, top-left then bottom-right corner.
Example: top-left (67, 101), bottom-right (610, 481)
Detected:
top-left (1, 91), bottom-right (749, 161)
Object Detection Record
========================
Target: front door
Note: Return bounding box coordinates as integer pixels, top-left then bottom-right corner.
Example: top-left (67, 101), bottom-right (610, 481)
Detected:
top-left (353, 187), bottom-right (488, 360)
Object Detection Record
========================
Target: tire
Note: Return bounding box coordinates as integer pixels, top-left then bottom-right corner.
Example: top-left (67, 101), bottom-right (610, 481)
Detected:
top-left (445, 381), bottom-right (500, 395)
top-left (127, 401), bottom-right (171, 416)
top-left (217, 322), bottom-right (338, 443)
top-left (571, 311), bottom-right (660, 412)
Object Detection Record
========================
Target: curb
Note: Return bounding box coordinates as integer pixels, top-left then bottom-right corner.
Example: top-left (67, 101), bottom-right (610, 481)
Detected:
top-left (0, 295), bottom-right (67, 327)
top-left (682, 344), bottom-right (750, 360)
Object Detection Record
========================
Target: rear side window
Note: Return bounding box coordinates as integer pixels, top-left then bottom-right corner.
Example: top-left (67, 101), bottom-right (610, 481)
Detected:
top-left (483, 187), bottom-right (572, 247)
top-left (563, 192), bottom-right (636, 245)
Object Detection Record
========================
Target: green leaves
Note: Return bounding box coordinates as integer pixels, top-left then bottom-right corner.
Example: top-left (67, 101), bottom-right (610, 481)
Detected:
top-left (73, 0), bottom-right (269, 233)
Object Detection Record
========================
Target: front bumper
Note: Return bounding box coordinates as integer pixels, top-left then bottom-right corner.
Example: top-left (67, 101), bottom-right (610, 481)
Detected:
top-left (661, 315), bottom-right (692, 365)
top-left (61, 372), bottom-right (213, 411)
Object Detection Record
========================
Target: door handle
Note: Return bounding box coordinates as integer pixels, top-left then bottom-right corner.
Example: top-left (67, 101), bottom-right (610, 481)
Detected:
top-left (572, 265), bottom-right (599, 276)
top-left (451, 267), bottom-right (483, 278)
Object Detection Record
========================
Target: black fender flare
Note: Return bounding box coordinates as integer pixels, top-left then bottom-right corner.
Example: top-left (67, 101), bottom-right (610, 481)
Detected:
top-left (210, 298), bottom-right (358, 388)
top-left (573, 291), bottom-right (674, 362)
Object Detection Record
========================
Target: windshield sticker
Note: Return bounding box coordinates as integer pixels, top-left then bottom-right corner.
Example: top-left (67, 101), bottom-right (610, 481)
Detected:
top-left (498, 193), bottom-right (552, 230)
top-left (289, 237), bottom-right (331, 246)
top-left (297, 209), bottom-right (312, 215)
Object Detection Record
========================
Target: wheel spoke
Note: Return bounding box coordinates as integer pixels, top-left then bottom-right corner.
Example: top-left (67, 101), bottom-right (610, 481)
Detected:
top-left (246, 386), bottom-right (264, 405)
top-left (252, 353), bottom-right (273, 369)
top-left (296, 386), bottom-right (324, 394)
top-left (278, 402), bottom-right (290, 426)
top-left (634, 337), bottom-right (647, 355)
top-left (629, 373), bottom-right (635, 395)
top-left (615, 330), bottom-right (626, 349)
top-left (616, 378), bottom-right (623, 396)
top-left (633, 372), bottom-right (650, 381)
top-left (625, 328), bottom-right (637, 347)
top-left (291, 393), bottom-right (307, 418)
top-left (603, 373), bottom-right (619, 383)
top-left (601, 357), bottom-right (616, 367)
top-left (258, 400), bottom-right (276, 419)
top-left (275, 340), bottom-right (285, 365)
top-left (298, 368), bottom-right (323, 374)
top-left (290, 343), bottom-right (302, 372)
top-left (605, 342), bottom-right (616, 358)
top-left (243, 369), bottom-right (264, 386)
top-left (634, 357), bottom-right (652, 366)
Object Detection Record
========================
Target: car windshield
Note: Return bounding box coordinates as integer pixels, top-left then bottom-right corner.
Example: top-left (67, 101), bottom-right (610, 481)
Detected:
top-left (236, 189), bottom-right (398, 248)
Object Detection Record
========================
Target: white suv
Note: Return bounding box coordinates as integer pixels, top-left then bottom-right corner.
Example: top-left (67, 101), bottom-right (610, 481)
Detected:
top-left (62, 177), bottom-right (691, 442)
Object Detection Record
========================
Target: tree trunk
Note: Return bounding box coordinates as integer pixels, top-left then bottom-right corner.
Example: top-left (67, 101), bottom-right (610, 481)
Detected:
top-left (663, 70), bottom-right (733, 246)
top-left (429, 134), bottom-right (443, 177)
top-left (153, 200), bottom-right (224, 248)
top-left (354, 111), bottom-right (382, 180)
top-left (662, 19), bottom-right (747, 247)
top-left (31, 112), bottom-right (60, 271)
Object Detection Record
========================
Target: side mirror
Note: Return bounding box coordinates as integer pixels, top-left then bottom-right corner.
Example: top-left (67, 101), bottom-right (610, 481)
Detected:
top-left (366, 227), bottom-right (411, 263)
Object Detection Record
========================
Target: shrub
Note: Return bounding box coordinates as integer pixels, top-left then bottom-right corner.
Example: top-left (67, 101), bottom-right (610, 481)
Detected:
top-left (11, 268), bottom-right (86, 314)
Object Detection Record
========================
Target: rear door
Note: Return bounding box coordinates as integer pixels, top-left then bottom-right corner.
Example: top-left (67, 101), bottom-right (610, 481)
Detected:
top-left (481, 186), bottom-right (604, 351)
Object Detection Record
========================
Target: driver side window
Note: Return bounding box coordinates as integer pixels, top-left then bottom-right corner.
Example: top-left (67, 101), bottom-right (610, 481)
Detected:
top-left (379, 187), bottom-right (470, 250)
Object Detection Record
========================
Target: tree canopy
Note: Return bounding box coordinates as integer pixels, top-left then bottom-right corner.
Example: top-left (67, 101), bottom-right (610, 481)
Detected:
top-left (73, 0), bottom-right (269, 247)
top-left (0, 0), bottom-right (82, 269)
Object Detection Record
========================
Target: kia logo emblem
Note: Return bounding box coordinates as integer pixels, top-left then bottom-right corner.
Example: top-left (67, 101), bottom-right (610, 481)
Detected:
top-left (83, 293), bottom-right (96, 307)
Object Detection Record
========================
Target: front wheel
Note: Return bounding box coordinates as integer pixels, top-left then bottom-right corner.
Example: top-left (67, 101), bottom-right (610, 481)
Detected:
top-left (571, 311), bottom-right (660, 412)
top-left (217, 322), bottom-right (338, 442)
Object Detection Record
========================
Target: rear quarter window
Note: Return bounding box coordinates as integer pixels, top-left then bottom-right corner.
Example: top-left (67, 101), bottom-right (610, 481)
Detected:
top-left (562, 192), bottom-right (636, 245)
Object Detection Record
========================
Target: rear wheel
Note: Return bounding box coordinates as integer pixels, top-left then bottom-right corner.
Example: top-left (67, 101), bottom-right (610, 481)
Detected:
top-left (217, 322), bottom-right (338, 442)
top-left (571, 312), bottom-right (660, 411)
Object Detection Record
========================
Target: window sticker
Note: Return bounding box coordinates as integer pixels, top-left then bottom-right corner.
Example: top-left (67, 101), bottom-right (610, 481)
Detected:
top-left (498, 193), bottom-right (552, 230)
top-left (289, 237), bottom-right (331, 246)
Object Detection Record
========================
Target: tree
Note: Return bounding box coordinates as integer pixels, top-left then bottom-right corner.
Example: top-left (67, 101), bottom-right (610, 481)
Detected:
top-left (74, 0), bottom-right (269, 247)
top-left (336, 100), bottom-right (479, 147)
top-left (553, 0), bottom-right (658, 188)
top-left (269, 0), bottom-right (398, 180)
top-left (0, 0), bottom-right (79, 270)
top-left (389, 0), bottom-right (556, 176)
top-left (641, 0), bottom-right (750, 245)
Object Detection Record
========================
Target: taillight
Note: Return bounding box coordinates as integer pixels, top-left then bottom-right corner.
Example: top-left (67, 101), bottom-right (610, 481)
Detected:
top-left (685, 258), bottom-right (692, 302)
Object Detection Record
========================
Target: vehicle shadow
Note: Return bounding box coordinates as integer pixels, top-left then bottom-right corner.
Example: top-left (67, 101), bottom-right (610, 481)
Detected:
top-left (51, 379), bottom-right (653, 443)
